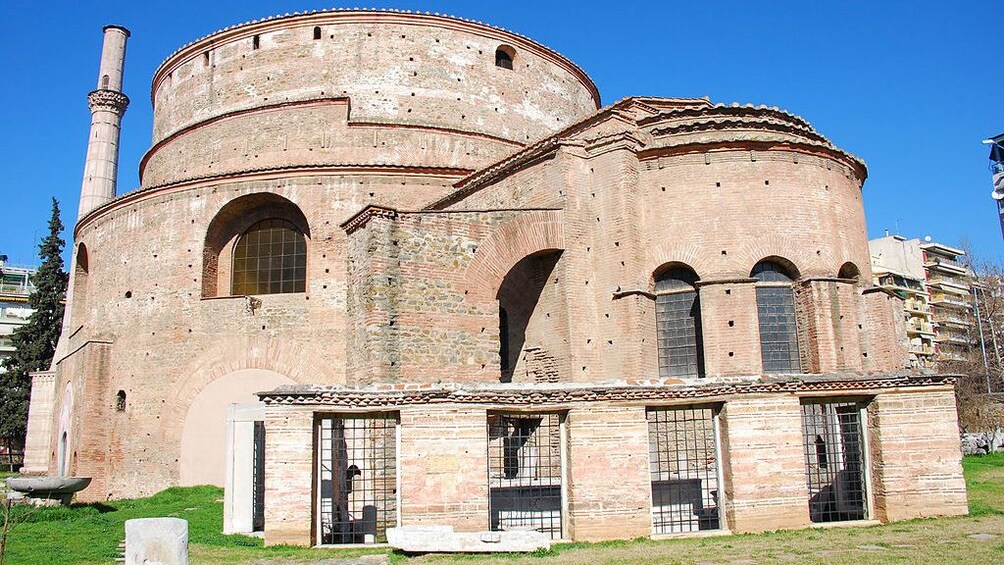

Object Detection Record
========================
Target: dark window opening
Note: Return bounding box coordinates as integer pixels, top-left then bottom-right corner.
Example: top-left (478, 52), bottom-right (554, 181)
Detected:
top-left (313, 26), bottom-right (322, 40)
top-left (801, 400), bottom-right (868, 523)
top-left (252, 421), bottom-right (266, 531)
top-left (499, 307), bottom-right (510, 372)
top-left (100, 74), bottom-right (110, 89)
top-left (231, 219), bottom-right (307, 296)
top-left (495, 47), bottom-right (514, 69)
top-left (655, 266), bottom-right (704, 378)
top-left (252, 35), bottom-right (260, 50)
top-left (115, 390), bottom-right (126, 412)
top-left (203, 52), bottom-right (210, 66)
top-left (838, 262), bottom-right (861, 280)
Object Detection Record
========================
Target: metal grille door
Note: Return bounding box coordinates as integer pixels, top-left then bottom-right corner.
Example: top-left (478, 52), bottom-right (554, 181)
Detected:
top-left (487, 413), bottom-right (563, 539)
top-left (317, 413), bottom-right (398, 544)
top-left (647, 406), bottom-right (722, 533)
top-left (800, 401), bottom-right (867, 523)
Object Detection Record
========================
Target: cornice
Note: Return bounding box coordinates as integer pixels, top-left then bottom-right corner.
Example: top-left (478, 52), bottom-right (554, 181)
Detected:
top-left (258, 374), bottom-right (956, 407)
top-left (340, 205), bottom-right (401, 235)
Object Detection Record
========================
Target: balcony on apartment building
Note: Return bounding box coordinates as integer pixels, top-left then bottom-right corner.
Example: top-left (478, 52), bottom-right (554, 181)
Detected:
top-left (908, 341), bottom-right (935, 356)
top-left (924, 255), bottom-right (969, 276)
top-left (930, 293), bottom-right (973, 309)
top-left (906, 319), bottom-right (936, 336)
top-left (904, 299), bottom-right (932, 314)
top-left (878, 274), bottom-right (927, 295)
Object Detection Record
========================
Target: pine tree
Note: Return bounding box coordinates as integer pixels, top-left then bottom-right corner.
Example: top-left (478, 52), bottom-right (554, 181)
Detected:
top-left (0, 199), bottom-right (67, 448)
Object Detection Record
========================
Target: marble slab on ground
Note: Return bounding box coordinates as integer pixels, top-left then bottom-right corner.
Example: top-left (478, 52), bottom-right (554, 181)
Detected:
top-left (387, 525), bottom-right (551, 553)
top-left (125, 517), bottom-right (189, 565)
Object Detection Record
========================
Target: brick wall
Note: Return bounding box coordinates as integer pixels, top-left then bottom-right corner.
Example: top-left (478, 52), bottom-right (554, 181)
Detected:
top-left (868, 388), bottom-right (968, 521)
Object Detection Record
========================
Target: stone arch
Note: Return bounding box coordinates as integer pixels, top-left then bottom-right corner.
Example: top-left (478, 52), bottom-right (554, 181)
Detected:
top-left (734, 235), bottom-right (831, 279)
top-left (202, 192), bottom-right (311, 298)
top-left (750, 255), bottom-right (801, 281)
top-left (162, 335), bottom-right (338, 485)
top-left (646, 243), bottom-right (714, 285)
top-left (460, 212), bottom-right (564, 302)
top-left (178, 368), bottom-right (294, 486)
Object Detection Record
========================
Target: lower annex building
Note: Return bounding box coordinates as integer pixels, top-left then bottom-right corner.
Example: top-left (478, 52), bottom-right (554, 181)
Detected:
top-left (23, 9), bottom-right (967, 546)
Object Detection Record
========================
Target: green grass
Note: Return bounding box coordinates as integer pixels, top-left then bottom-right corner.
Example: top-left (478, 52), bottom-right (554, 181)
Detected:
top-left (2, 486), bottom-right (384, 565)
top-left (4, 454), bottom-right (1004, 564)
top-left (961, 451), bottom-right (1004, 516)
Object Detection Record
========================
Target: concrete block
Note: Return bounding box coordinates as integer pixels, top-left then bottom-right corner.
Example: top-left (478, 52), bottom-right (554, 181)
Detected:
top-left (125, 517), bottom-right (188, 565)
top-left (387, 525), bottom-right (550, 553)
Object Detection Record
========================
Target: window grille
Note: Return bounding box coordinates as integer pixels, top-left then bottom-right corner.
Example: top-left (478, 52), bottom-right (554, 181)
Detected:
top-left (487, 413), bottom-right (563, 539)
top-left (646, 406), bottom-right (722, 534)
top-left (232, 218), bottom-right (307, 295)
top-left (317, 413), bottom-right (398, 544)
top-left (800, 400), bottom-right (867, 523)
top-left (655, 268), bottom-right (704, 378)
top-left (753, 261), bottom-right (800, 373)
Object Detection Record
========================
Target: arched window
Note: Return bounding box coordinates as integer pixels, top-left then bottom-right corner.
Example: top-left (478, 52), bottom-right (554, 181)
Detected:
top-left (100, 74), bottom-right (110, 89)
top-left (838, 262), bottom-right (861, 280)
top-left (495, 46), bottom-right (515, 70)
top-left (232, 219), bottom-right (306, 295)
top-left (71, 243), bottom-right (90, 327)
top-left (654, 266), bottom-right (704, 378)
top-left (752, 259), bottom-right (801, 373)
top-left (252, 35), bottom-right (260, 50)
top-left (116, 390), bottom-right (126, 412)
top-left (313, 26), bottom-right (322, 40)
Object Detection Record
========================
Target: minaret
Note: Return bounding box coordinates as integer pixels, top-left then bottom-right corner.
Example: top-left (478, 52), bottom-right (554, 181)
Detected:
top-left (78, 25), bottom-right (130, 219)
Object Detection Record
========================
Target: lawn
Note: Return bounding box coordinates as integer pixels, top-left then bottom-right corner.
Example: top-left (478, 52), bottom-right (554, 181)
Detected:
top-left (3, 454), bottom-right (1004, 565)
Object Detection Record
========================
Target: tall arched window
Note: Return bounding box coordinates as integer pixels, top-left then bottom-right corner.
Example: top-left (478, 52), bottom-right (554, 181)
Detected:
top-left (232, 219), bottom-right (306, 295)
top-left (655, 266), bottom-right (704, 378)
top-left (752, 259), bottom-right (801, 373)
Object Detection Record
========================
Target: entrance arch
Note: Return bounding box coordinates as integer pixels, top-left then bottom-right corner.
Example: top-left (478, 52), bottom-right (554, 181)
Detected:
top-left (179, 368), bottom-right (295, 486)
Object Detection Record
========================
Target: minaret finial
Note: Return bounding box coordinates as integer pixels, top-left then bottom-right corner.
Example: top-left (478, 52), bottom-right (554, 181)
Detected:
top-left (78, 25), bottom-right (130, 219)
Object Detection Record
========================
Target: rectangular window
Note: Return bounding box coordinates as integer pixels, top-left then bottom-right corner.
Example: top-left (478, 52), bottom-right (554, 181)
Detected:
top-left (646, 406), bottom-right (722, 534)
top-left (316, 413), bottom-right (398, 544)
top-left (756, 286), bottom-right (801, 373)
top-left (800, 400), bottom-right (868, 523)
top-left (487, 412), bottom-right (564, 539)
top-left (656, 290), bottom-right (703, 377)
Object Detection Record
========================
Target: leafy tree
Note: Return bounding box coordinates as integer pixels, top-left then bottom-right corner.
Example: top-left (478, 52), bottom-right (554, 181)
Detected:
top-left (0, 199), bottom-right (67, 448)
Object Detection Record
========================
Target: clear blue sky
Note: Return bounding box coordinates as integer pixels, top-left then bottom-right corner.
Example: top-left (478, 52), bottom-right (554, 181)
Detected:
top-left (2, 1), bottom-right (1000, 267)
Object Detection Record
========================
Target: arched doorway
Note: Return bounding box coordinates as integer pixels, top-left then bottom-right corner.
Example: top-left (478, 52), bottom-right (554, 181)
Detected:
top-left (179, 369), bottom-right (295, 486)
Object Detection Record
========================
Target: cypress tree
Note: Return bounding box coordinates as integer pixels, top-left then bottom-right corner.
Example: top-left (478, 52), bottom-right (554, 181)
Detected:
top-left (0, 199), bottom-right (67, 448)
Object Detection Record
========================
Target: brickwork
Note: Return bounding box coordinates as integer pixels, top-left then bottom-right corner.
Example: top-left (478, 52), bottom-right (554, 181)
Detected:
top-left (867, 388), bottom-right (968, 521)
top-left (399, 406), bottom-right (487, 531)
top-left (718, 396), bottom-right (810, 532)
top-left (26, 9), bottom-right (957, 545)
top-left (263, 405), bottom-right (314, 546)
top-left (566, 405), bottom-right (651, 540)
